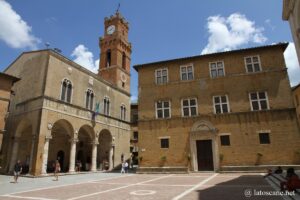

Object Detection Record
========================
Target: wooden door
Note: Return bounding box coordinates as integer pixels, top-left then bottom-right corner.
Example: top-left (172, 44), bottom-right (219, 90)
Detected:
top-left (196, 140), bottom-right (214, 171)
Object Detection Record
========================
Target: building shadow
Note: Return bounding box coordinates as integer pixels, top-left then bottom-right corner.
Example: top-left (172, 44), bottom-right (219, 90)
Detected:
top-left (195, 175), bottom-right (283, 200)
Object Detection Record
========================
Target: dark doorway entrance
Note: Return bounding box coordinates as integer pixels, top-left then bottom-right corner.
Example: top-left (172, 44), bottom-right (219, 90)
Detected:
top-left (196, 140), bottom-right (213, 171)
top-left (57, 150), bottom-right (65, 172)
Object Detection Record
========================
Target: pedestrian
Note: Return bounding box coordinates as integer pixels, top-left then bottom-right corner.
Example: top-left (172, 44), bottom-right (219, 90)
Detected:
top-left (120, 162), bottom-right (125, 174)
top-left (53, 160), bottom-right (60, 181)
top-left (125, 161), bottom-right (129, 173)
top-left (13, 160), bottom-right (22, 183)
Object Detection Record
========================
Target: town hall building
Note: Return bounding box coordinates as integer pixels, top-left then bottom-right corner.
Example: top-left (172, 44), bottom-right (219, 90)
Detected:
top-left (0, 11), bottom-right (132, 176)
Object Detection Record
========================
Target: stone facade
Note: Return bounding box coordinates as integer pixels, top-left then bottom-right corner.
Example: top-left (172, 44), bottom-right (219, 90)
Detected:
top-left (130, 103), bottom-right (139, 165)
top-left (0, 12), bottom-right (132, 176)
top-left (0, 73), bottom-right (19, 157)
top-left (292, 84), bottom-right (300, 125)
top-left (134, 43), bottom-right (300, 171)
top-left (283, 0), bottom-right (300, 63)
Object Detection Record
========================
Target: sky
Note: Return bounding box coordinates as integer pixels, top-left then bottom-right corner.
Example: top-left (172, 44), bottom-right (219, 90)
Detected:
top-left (0, 0), bottom-right (299, 103)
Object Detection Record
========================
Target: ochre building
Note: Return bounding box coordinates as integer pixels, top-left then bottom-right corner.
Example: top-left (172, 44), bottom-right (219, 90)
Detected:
top-left (134, 43), bottom-right (300, 172)
top-left (0, 12), bottom-right (132, 176)
top-left (0, 73), bottom-right (19, 157)
top-left (130, 103), bottom-right (139, 166)
top-left (283, 0), bottom-right (300, 63)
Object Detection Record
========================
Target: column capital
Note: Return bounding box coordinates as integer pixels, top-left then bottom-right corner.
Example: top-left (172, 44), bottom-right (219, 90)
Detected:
top-left (45, 134), bottom-right (52, 140)
top-left (47, 123), bottom-right (53, 130)
top-left (69, 138), bottom-right (79, 143)
top-left (91, 141), bottom-right (99, 145)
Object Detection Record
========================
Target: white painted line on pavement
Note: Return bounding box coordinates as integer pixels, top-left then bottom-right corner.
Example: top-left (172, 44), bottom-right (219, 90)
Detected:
top-left (67, 174), bottom-right (173, 200)
top-left (3, 194), bottom-right (58, 200)
top-left (4, 174), bottom-right (133, 196)
top-left (89, 181), bottom-right (195, 187)
top-left (172, 173), bottom-right (218, 200)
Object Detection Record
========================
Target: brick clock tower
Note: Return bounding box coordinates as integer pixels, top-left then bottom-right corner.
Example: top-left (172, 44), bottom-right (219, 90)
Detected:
top-left (99, 12), bottom-right (131, 93)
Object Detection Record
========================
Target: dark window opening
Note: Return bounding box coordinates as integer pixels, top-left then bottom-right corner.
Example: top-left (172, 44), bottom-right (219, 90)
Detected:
top-left (133, 132), bottom-right (138, 140)
top-left (160, 138), bottom-right (169, 148)
top-left (220, 135), bottom-right (230, 146)
top-left (259, 133), bottom-right (270, 144)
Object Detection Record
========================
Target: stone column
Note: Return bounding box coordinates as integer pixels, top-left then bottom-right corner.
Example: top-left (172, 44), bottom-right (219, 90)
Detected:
top-left (28, 135), bottom-right (36, 174)
top-left (91, 141), bottom-right (98, 172)
top-left (109, 145), bottom-right (114, 170)
top-left (9, 137), bottom-right (20, 172)
top-left (69, 138), bottom-right (78, 173)
top-left (41, 135), bottom-right (52, 174)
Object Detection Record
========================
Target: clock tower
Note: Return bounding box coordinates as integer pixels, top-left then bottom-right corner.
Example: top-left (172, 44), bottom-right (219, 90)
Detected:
top-left (99, 11), bottom-right (131, 94)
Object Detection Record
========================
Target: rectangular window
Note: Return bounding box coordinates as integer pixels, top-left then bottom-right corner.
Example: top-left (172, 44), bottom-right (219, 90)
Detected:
top-left (155, 68), bottom-right (168, 84)
top-left (210, 61), bottom-right (225, 78)
top-left (180, 65), bottom-right (194, 81)
top-left (259, 133), bottom-right (270, 144)
top-left (156, 101), bottom-right (171, 119)
top-left (213, 95), bottom-right (229, 114)
top-left (182, 98), bottom-right (198, 117)
top-left (249, 92), bottom-right (269, 111)
top-left (160, 138), bottom-right (169, 148)
top-left (220, 135), bottom-right (230, 146)
top-left (245, 56), bottom-right (261, 73)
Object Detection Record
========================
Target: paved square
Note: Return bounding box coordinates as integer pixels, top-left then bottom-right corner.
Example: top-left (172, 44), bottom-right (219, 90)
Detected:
top-left (0, 172), bottom-right (294, 200)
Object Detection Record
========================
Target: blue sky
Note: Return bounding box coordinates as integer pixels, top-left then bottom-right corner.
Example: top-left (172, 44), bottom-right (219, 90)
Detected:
top-left (0, 0), bottom-right (299, 102)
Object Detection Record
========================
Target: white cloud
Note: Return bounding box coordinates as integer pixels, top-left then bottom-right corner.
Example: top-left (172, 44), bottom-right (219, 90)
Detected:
top-left (0, 0), bottom-right (40, 49)
top-left (201, 13), bottom-right (267, 54)
top-left (71, 44), bottom-right (99, 73)
top-left (265, 19), bottom-right (275, 30)
top-left (284, 43), bottom-right (300, 86)
top-left (131, 95), bottom-right (138, 103)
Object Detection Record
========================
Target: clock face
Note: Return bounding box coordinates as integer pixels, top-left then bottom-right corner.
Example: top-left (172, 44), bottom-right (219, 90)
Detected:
top-left (107, 25), bottom-right (115, 35)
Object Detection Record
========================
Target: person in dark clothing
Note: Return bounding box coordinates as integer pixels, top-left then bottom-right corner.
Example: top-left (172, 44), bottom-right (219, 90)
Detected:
top-left (274, 166), bottom-right (283, 174)
top-left (13, 160), bottom-right (22, 183)
top-left (281, 168), bottom-right (300, 191)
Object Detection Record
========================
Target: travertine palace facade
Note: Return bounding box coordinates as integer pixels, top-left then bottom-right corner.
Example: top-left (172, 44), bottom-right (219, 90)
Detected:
top-left (134, 43), bottom-right (300, 172)
top-left (0, 12), bottom-right (131, 176)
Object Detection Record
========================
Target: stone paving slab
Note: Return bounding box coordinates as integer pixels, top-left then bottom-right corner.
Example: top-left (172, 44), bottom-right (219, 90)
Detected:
top-left (0, 172), bottom-right (294, 200)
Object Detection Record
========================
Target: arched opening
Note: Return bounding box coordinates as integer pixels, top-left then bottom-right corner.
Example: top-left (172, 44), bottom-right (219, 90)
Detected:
top-left (61, 79), bottom-right (72, 103)
top-left (48, 119), bottom-right (73, 173)
top-left (106, 49), bottom-right (111, 67)
top-left (76, 125), bottom-right (93, 171)
top-left (57, 150), bottom-right (65, 170)
top-left (98, 129), bottom-right (112, 170)
top-left (122, 52), bottom-right (126, 69)
top-left (12, 119), bottom-right (33, 174)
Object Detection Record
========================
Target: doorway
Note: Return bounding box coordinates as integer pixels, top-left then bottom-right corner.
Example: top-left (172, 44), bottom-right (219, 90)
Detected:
top-left (57, 151), bottom-right (65, 172)
top-left (196, 140), bottom-right (214, 171)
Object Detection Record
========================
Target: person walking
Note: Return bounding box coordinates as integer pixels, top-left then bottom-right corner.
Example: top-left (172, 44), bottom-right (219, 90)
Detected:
top-left (120, 162), bottom-right (125, 174)
top-left (53, 160), bottom-right (60, 181)
top-left (125, 161), bottom-right (129, 173)
top-left (13, 160), bottom-right (22, 183)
